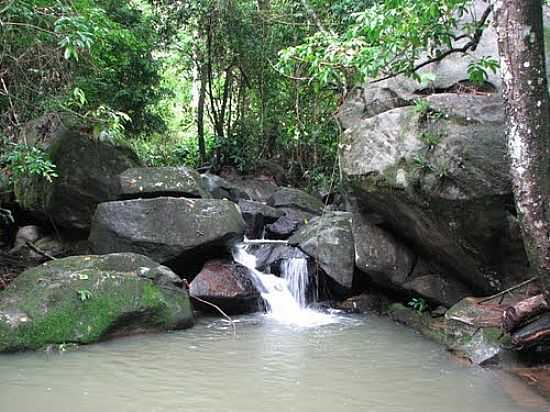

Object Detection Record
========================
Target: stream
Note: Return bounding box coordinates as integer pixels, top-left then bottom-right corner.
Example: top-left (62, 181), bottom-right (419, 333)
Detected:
top-left (0, 314), bottom-right (547, 412)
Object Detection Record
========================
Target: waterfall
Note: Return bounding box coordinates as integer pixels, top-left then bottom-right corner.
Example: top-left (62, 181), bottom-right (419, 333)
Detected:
top-left (232, 243), bottom-right (335, 327)
top-left (280, 258), bottom-right (309, 308)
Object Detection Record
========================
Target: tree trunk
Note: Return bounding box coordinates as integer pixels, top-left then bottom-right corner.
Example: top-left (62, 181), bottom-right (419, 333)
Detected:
top-left (197, 62), bottom-right (207, 165)
top-left (493, 1), bottom-right (550, 297)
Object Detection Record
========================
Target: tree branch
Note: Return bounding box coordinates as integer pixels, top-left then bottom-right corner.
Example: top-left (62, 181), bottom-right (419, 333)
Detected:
top-left (372, 4), bottom-right (493, 84)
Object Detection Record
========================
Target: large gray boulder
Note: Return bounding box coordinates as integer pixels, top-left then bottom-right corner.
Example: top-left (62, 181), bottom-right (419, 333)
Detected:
top-left (339, 2), bottom-right (549, 295)
top-left (89, 197), bottom-right (246, 265)
top-left (118, 167), bottom-right (209, 199)
top-left (289, 212), bottom-right (354, 292)
top-left (341, 92), bottom-right (528, 294)
top-left (339, 0), bottom-right (550, 130)
top-left (14, 128), bottom-right (141, 230)
top-left (0, 253), bottom-right (193, 352)
top-left (189, 259), bottom-right (261, 314)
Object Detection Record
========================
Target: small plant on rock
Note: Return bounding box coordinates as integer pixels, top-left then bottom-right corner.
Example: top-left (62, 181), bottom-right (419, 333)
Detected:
top-left (419, 130), bottom-right (443, 150)
top-left (77, 289), bottom-right (93, 302)
top-left (2, 143), bottom-right (58, 183)
top-left (413, 154), bottom-right (433, 173)
top-left (408, 297), bottom-right (428, 314)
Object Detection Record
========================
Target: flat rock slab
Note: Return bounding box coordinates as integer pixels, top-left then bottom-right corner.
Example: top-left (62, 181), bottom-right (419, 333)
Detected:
top-left (119, 167), bottom-right (209, 199)
top-left (89, 197), bottom-right (246, 264)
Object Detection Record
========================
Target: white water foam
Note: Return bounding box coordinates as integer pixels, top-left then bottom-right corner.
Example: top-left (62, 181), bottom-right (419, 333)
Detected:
top-left (233, 244), bottom-right (336, 327)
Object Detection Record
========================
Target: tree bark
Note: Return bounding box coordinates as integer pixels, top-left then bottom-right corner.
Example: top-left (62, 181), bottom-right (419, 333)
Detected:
top-left (493, 1), bottom-right (550, 297)
top-left (197, 62), bottom-right (207, 164)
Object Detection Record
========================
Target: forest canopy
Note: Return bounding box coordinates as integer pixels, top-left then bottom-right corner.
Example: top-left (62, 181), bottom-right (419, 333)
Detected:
top-left (0, 0), bottom-right (535, 189)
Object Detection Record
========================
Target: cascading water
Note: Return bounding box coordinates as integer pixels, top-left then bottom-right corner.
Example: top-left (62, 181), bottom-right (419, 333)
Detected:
top-left (279, 258), bottom-right (309, 308)
top-left (232, 243), bottom-right (335, 327)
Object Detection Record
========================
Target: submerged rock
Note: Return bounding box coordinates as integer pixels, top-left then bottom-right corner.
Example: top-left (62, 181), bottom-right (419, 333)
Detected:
top-left (15, 129), bottom-right (141, 230)
top-left (118, 167), bottom-right (209, 199)
top-left (388, 297), bottom-right (510, 365)
top-left (0, 253), bottom-right (193, 352)
top-left (289, 212), bottom-right (354, 292)
top-left (89, 197), bottom-right (246, 265)
top-left (189, 260), bottom-right (261, 314)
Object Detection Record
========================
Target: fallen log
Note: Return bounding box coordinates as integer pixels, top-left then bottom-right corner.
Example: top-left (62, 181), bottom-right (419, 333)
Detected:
top-left (512, 313), bottom-right (550, 348)
top-left (503, 294), bottom-right (549, 333)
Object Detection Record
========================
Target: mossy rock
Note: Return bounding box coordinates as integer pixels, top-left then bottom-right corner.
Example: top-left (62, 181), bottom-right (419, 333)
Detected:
top-left (0, 253), bottom-right (193, 352)
top-left (388, 301), bottom-right (507, 365)
top-left (15, 128), bottom-right (141, 230)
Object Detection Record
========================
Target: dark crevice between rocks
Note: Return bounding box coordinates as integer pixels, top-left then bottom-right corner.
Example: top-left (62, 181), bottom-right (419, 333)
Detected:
top-left (118, 192), bottom-right (203, 201)
top-left (165, 242), bottom-right (235, 282)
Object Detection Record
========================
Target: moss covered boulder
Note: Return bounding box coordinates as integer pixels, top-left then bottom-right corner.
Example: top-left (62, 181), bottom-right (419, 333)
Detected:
top-left (15, 129), bottom-right (141, 230)
top-left (388, 298), bottom-right (511, 365)
top-left (0, 253), bottom-right (193, 352)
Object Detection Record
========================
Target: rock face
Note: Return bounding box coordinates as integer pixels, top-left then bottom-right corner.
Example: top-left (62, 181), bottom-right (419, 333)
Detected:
top-left (238, 200), bottom-right (283, 239)
top-left (189, 260), bottom-right (260, 314)
top-left (118, 167), bottom-right (209, 199)
top-left (0, 253), bottom-right (193, 352)
top-left (352, 212), bottom-right (470, 306)
top-left (339, 2), bottom-right (540, 294)
top-left (89, 198), bottom-right (246, 266)
top-left (352, 213), bottom-right (415, 288)
top-left (265, 208), bottom-right (316, 239)
top-left (342, 93), bottom-right (528, 294)
top-left (289, 212), bottom-right (354, 292)
top-left (15, 130), bottom-right (141, 230)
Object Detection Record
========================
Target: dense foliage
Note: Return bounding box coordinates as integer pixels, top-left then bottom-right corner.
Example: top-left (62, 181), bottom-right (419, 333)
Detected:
top-left (0, 0), bottom-right (515, 190)
top-left (0, 0), bottom-right (165, 138)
